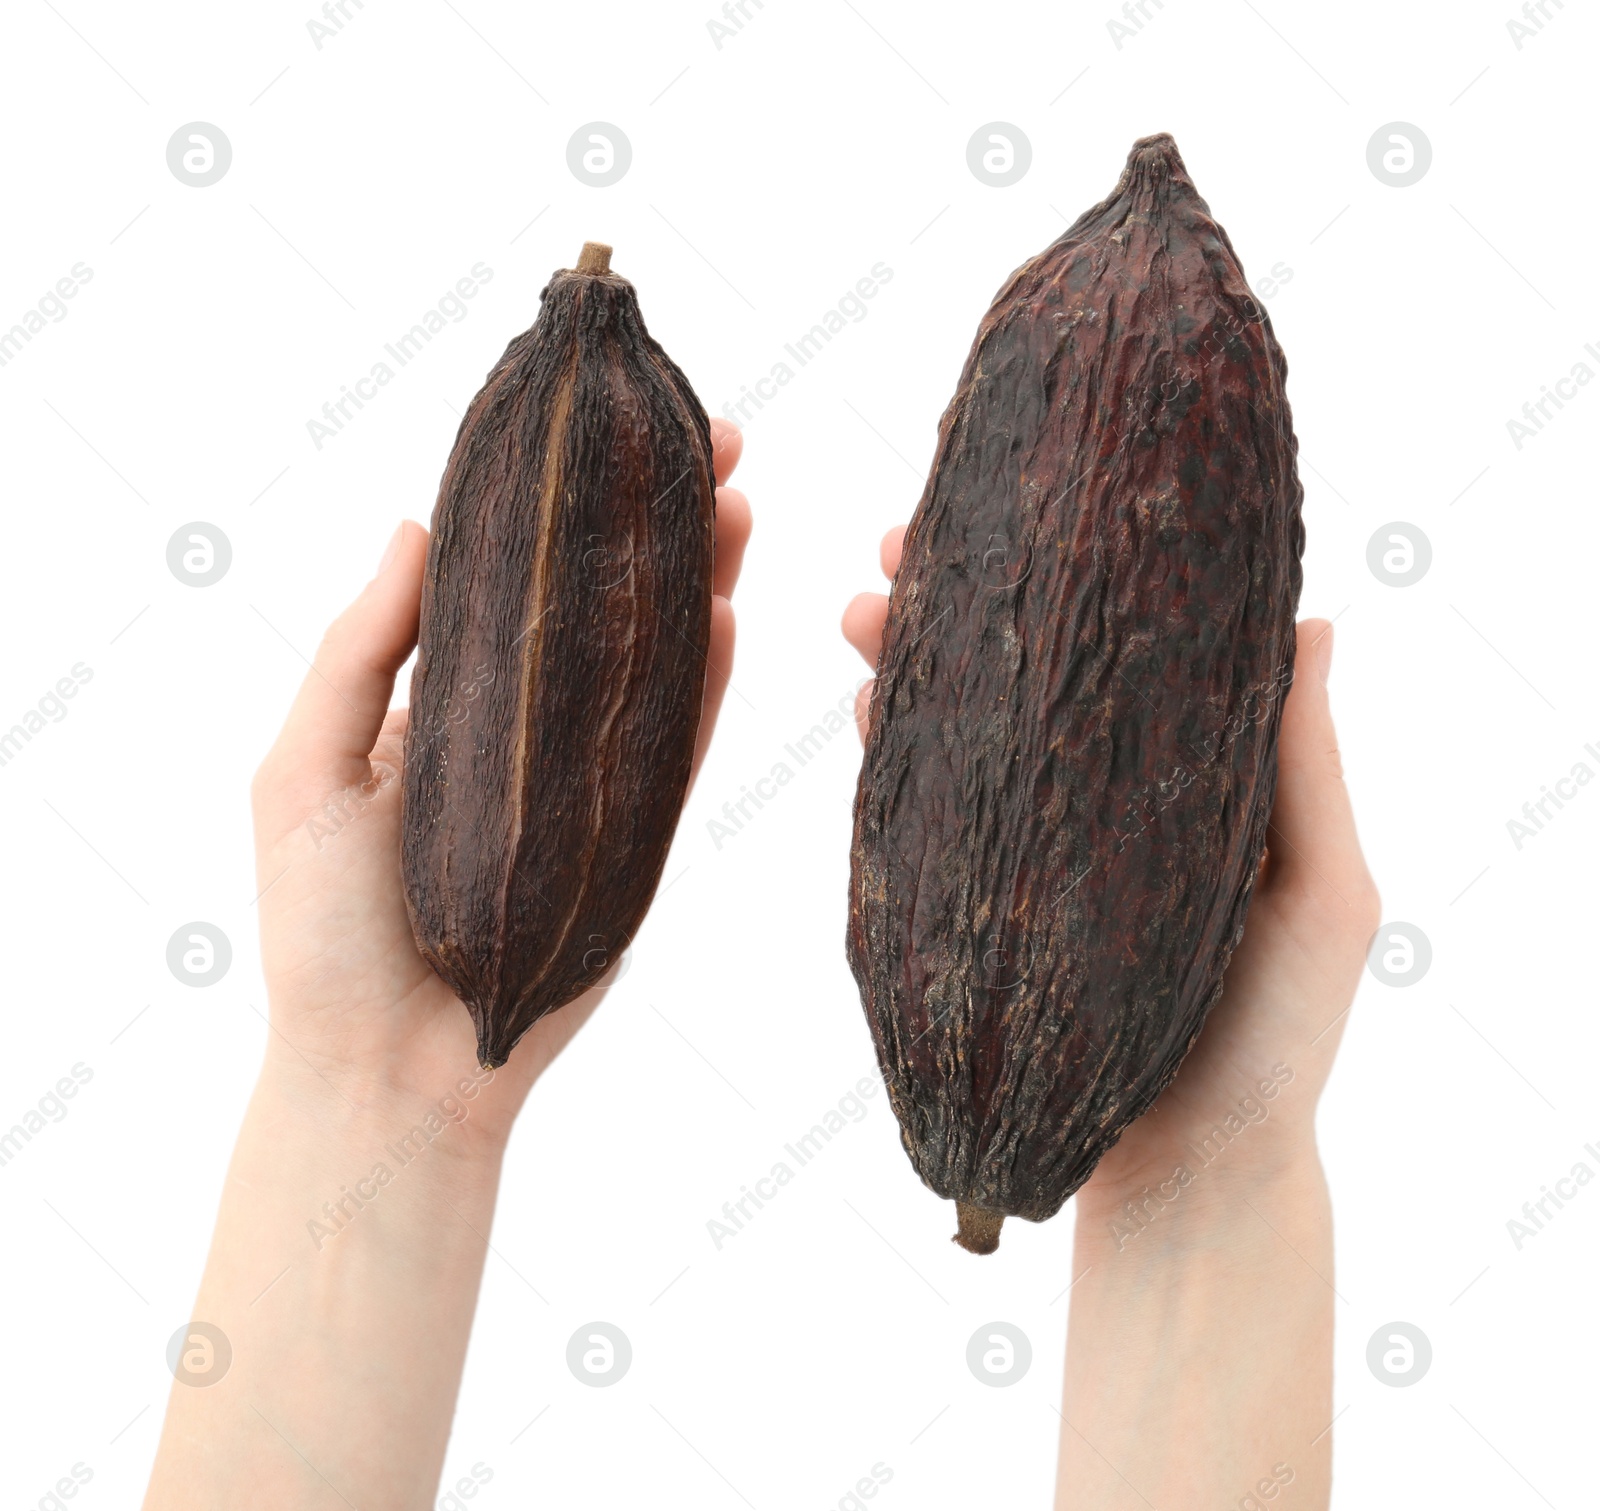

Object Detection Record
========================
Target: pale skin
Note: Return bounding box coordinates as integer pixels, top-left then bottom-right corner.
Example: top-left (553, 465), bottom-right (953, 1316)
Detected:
top-left (142, 420), bottom-right (751, 1510)
top-left (843, 528), bottom-right (1380, 1510)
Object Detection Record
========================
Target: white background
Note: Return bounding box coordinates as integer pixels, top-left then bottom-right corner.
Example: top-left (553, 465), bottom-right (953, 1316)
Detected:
top-left (0, 0), bottom-right (1592, 1506)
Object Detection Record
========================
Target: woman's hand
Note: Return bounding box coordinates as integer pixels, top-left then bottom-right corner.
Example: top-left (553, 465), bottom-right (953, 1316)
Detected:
top-left (145, 421), bottom-right (751, 1511)
top-left (249, 420), bottom-right (751, 1143)
top-left (844, 524), bottom-right (1376, 1509)
top-left (843, 524), bottom-right (1378, 1195)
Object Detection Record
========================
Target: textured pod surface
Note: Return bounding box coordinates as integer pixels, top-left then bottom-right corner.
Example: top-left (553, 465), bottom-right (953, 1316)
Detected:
top-left (404, 243), bottom-right (715, 1069)
top-left (847, 136), bottom-right (1305, 1249)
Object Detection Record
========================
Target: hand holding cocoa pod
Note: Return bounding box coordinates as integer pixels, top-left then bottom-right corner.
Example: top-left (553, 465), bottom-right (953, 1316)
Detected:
top-left (251, 412), bottom-right (749, 1124)
top-left (844, 136), bottom-right (1337, 1252)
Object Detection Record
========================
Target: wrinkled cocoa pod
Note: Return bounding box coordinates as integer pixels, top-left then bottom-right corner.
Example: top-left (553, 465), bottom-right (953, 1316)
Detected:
top-left (403, 242), bottom-right (716, 1069)
top-left (847, 135), bottom-right (1305, 1252)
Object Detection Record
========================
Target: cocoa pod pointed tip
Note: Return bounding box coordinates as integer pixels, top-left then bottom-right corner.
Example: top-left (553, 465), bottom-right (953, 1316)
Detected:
top-left (476, 1034), bottom-right (510, 1071)
top-left (1130, 130), bottom-right (1179, 155)
top-left (576, 240), bottom-right (613, 275)
top-left (1125, 131), bottom-right (1187, 179)
top-left (952, 1202), bottom-right (1004, 1255)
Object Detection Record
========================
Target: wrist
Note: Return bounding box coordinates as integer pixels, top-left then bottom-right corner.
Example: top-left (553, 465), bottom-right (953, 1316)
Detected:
top-left (1074, 1142), bottom-right (1327, 1262)
top-left (148, 1027), bottom-right (512, 1509)
top-left (252, 1045), bottom-right (512, 1176)
top-left (1058, 1147), bottom-right (1335, 1508)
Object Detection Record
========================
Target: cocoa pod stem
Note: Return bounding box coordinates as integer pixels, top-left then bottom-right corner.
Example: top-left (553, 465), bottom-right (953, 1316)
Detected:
top-left (576, 240), bottom-right (612, 274)
top-left (953, 1203), bottom-right (1005, 1255)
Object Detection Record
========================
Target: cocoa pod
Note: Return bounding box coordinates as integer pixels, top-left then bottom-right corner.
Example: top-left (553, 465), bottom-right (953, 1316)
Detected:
top-left (403, 242), bottom-right (716, 1069)
top-left (847, 136), bottom-right (1305, 1252)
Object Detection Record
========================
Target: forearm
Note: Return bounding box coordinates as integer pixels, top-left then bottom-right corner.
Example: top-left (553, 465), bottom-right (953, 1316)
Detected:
top-left (144, 1053), bottom-right (507, 1510)
top-left (1055, 1153), bottom-right (1334, 1509)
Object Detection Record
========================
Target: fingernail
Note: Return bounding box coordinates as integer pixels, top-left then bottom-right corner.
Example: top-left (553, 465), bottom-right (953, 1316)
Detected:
top-left (1315, 624), bottom-right (1334, 686)
top-left (378, 523), bottom-right (404, 575)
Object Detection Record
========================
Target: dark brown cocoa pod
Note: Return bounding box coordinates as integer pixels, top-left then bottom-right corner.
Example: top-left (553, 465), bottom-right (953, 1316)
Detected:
top-left (402, 242), bottom-right (716, 1069)
top-left (847, 136), bottom-right (1305, 1253)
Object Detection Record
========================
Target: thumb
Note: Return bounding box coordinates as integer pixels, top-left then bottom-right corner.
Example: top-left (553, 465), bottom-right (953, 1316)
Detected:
top-left (260, 521), bottom-right (427, 805)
